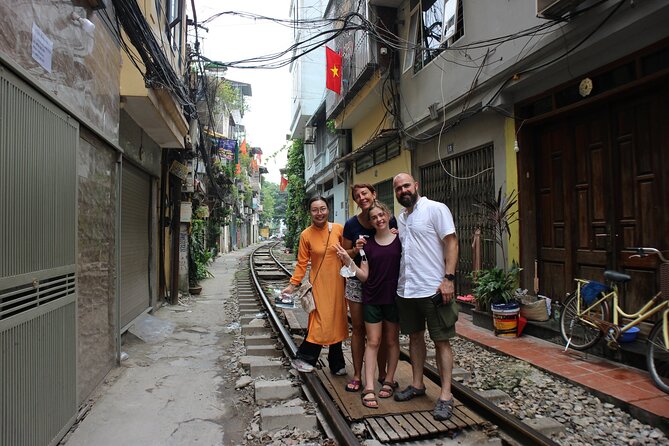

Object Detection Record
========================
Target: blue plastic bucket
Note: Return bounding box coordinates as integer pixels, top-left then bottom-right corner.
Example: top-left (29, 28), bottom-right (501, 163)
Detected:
top-left (619, 326), bottom-right (640, 343)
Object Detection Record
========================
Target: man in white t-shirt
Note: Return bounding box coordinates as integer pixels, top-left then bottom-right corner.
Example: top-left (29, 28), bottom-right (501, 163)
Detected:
top-left (392, 172), bottom-right (459, 421)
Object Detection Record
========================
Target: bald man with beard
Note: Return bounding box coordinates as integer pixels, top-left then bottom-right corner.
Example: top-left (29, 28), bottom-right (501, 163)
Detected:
top-left (392, 173), bottom-right (459, 421)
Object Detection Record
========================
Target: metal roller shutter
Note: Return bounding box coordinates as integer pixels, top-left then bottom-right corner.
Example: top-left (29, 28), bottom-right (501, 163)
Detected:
top-left (120, 163), bottom-right (151, 329)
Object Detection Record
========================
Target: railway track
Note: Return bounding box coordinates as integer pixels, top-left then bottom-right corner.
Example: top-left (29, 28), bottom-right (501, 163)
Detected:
top-left (243, 242), bottom-right (558, 445)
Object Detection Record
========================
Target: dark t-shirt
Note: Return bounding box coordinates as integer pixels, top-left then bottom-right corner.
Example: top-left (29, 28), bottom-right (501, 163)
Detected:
top-left (343, 214), bottom-right (398, 267)
top-left (362, 235), bottom-right (401, 305)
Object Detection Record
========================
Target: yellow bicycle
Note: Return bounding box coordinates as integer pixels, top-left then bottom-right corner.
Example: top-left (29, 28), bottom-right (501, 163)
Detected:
top-left (559, 247), bottom-right (669, 393)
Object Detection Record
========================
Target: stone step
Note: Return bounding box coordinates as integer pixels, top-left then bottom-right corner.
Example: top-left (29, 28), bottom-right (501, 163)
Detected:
top-left (239, 308), bottom-right (261, 314)
top-left (256, 271), bottom-right (288, 280)
top-left (260, 406), bottom-right (318, 432)
top-left (255, 379), bottom-right (300, 402)
top-left (240, 356), bottom-right (289, 379)
top-left (524, 418), bottom-right (566, 436)
top-left (241, 324), bottom-right (271, 336)
top-left (244, 334), bottom-right (274, 347)
top-left (246, 345), bottom-right (282, 357)
top-left (452, 367), bottom-right (471, 381)
top-left (476, 389), bottom-right (511, 403)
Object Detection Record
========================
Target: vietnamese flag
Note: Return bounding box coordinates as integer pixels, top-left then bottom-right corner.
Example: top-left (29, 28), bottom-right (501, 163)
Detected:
top-left (326, 47), bottom-right (342, 94)
top-left (239, 138), bottom-right (248, 155)
top-left (279, 175), bottom-right (288, 192)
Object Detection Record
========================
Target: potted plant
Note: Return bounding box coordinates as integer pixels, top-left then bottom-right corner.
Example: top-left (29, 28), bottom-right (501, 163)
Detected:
top-left (188, 218), bottom-right (214, 295)
top-left (471, 263), bottom-right (521, 312)
top-left (471, 187), bottom-right (522, 336)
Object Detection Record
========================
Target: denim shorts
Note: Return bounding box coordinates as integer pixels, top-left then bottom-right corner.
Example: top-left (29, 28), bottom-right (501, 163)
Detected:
top-left (345, 278), bottom-right (363, 303)
top-left (395, 295), bottom-right (459, 341)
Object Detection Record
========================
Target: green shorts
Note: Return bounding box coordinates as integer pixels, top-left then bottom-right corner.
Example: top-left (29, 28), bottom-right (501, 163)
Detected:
top-left (395, 295), bottom-right (459, 341)
top-left (363, 302), bottom-right (400, 324)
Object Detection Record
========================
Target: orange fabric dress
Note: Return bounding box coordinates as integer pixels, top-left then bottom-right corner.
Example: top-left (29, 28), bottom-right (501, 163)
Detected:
top-left (290, 223), bottom-right (348, 345)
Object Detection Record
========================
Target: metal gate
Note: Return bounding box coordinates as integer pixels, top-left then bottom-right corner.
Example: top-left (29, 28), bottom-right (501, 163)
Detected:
top-left (0, 68), bottom-right (78, 445)
top-left (120, 163), bottom-right (151, 329)
top-left (420, 145), bottom-right (495, 293)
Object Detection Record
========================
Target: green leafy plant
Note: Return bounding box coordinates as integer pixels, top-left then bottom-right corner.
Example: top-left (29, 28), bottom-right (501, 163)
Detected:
top-left (471, 263), bottom-right (521, 311)
top-left (474, 186), bottom-right (518, 269)
top-left (326, 119), bottom-right (337, 134)
top-left (189, 219), bottom-right (214, 286)
top-left (284, 139), bottom-right (309, 254)
top-left (471, 186), bottom-right (521, 311)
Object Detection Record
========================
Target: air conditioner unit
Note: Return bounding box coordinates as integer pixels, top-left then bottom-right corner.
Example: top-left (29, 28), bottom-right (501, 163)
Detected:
top-left (537, 0), bottom-right (587, 19)
top-left (304, 126), bottom-right (316, 143)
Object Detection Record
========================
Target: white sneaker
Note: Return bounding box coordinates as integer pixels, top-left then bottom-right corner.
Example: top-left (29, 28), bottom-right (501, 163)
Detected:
top-left (334, 367), bottom-right (347, 376)
top-left (291, 358), bottom-right (314, 373)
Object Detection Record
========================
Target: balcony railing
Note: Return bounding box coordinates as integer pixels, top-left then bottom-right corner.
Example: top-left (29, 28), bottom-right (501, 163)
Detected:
top-left (326, 25), bottom-right (377, 119)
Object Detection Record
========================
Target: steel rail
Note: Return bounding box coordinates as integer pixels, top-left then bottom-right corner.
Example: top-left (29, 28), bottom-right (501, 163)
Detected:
top-left (398, 349), bottom-right (559, 446)
top-left (249, 244), bottom-right (360, 446)
top-left (263, 242), bottom-right (557, 445)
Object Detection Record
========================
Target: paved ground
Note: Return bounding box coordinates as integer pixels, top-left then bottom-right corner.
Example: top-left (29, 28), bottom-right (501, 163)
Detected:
top-left (62, 245), bottom-right (257, 446)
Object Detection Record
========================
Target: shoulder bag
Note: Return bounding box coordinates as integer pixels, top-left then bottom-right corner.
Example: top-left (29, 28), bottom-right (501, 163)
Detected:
top-left (296, 223), bottom-right (332, 313)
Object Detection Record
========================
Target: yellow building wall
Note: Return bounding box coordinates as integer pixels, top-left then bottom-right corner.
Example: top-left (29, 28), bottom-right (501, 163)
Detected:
top-left (351, 104), bottom-right (390, 150)
top-left (350, 152), bottom-right (411, 217)
top-left (344, 86), bottom-right (412, 217)
top-left (505, 117), bottom-right (520, 266)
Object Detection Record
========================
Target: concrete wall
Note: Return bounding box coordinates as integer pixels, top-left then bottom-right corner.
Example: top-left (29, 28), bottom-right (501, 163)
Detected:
top-left (76, 128), bottom-right (118, 404)
top-left (352, 148), bottom-right (412, 217)
top-left (289, 0), bottom-right (327, 137)
top-left (0, 1), bottom-right (121, 142)
top-left (398, 0), bottom-right (669, 127)
top-left (329, 181), bottom-right (347, 225)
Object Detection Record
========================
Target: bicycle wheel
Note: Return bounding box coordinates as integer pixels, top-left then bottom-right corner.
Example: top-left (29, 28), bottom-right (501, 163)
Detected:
top-left (560, 293), bottom-right (606, 350)
top-left (647, 321), bottom-right (669, 393)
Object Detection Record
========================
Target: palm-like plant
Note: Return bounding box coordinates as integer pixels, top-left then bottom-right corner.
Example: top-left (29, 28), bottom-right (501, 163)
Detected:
top-left (471, 186), bottom-right (521, 310)
top-left (475, 186), bottom-right (518, 271)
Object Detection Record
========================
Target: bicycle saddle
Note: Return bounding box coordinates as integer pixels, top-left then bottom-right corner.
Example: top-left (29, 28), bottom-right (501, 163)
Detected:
top-left (604, 270), bottom-right (631, 283)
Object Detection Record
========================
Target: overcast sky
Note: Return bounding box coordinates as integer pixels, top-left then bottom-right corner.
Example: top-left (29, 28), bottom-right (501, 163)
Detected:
top-left (191, 0), bottom-right (293, 184)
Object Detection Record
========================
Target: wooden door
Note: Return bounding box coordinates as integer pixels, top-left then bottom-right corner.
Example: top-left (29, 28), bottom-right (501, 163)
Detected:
top-left (536, 85), bottom-right (669, 312)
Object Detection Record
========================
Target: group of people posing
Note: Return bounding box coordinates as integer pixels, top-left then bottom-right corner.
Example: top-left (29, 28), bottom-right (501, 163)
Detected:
top-left (280, 173), bottom-right (459, 421)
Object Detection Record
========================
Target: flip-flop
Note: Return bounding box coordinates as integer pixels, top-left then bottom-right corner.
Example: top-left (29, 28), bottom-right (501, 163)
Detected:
top-left (361, 390), bottom-right (378, 409)
top-left (378, 381), bottom-right (396, 399)
top-left (344, 379), bottom-right (362, 392)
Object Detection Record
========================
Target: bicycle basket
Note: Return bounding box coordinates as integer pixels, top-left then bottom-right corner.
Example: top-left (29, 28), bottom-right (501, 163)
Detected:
top-left (580, 281), bottom-right (608, 305)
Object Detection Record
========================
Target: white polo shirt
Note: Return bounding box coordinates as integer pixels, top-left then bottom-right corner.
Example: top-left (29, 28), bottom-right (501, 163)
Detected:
top-left (396, 196), bottom-right (456, 298)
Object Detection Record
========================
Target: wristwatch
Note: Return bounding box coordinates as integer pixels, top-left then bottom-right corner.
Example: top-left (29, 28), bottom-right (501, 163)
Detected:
top-left (444, 273), bottom-right (456, 282)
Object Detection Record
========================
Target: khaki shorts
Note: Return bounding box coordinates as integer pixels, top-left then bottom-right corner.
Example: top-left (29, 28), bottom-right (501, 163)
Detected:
top-left (395, 295), bottom-right (459, 341)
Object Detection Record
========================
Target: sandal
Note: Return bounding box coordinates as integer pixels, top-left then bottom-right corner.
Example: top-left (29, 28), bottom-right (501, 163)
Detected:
top-left (361, 390), bottom-right (378, 409)
top-left (378, 382), bottom-right (395, 399)
top-left (377, 377), bottom-right (399, 388)
top-left (394, 385), bottom-right (427, 402)
top-left (433, 398), bottom-right (454, 421)
top-left (345, 379), bottom-right (362, 392)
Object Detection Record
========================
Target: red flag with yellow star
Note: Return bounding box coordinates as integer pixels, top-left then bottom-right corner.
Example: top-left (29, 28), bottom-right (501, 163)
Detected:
top-left (326, 47), bottom-right (342, 94)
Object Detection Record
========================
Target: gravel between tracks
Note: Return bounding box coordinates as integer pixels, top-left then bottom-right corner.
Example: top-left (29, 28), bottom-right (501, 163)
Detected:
top-left (427, 335), bottom-right (669, 446)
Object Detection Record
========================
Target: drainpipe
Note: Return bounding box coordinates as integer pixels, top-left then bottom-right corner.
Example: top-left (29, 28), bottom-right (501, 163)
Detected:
top-left (170, 172), bottom-right (181, 304)
top-left (115, 154), bottom-right (122, 364)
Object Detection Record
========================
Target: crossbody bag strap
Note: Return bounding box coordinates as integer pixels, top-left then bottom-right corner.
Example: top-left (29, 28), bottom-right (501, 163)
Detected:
top-left (310, 222), bottom-right (332, 284)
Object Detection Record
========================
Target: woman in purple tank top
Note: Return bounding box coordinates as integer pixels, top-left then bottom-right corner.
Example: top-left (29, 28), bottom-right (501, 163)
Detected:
top-left (335, 201), bottom-right (401, 409)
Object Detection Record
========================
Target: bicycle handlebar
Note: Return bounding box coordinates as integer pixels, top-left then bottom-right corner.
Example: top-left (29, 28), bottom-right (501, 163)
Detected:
top-left (629, 247), bottom-right (669, 263)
